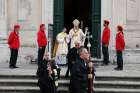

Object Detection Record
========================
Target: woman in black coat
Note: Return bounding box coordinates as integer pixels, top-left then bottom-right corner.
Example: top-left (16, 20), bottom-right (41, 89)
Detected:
top-left (37, 55), bottom-right (57, 93)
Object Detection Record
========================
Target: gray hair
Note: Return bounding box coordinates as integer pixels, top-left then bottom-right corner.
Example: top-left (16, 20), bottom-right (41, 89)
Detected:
top-left (78, 47), bottom-right (87, 55)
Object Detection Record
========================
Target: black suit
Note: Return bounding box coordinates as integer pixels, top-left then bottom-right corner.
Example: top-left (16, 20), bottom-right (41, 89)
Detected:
top-left (70, 58), bottom-right (89, 93)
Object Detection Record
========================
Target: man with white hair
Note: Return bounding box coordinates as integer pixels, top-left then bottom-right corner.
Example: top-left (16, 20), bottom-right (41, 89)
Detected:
top-left (69, 19), bottom-right (85, 48)
top-left (70, 47), bottom-right (94, 93)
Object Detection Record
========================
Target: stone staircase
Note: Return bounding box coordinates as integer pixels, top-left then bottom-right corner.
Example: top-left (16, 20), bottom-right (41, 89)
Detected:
top-left (58, 75), bottom-right (140, 93)
top-left (0, 74), bottom-right (39, 93)
top-left (1, 74), bottom-right (140, 93)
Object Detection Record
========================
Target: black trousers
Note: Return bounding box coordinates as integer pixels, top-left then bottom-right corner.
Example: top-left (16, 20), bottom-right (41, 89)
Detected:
top-left (117, 50), bottom-right (123, 69)
top-left (38, 46), bottom-right (46, 66)
top-left (39, 85), bottom-right (49, 93)
top-left (39, 83), bottom-right (57, 93)
top-left (9, 48), bottom-right (18, 67)
top-left (102, 44), bottom-right (109, 64)
top-left (65, 61), bottom-right (73, 77)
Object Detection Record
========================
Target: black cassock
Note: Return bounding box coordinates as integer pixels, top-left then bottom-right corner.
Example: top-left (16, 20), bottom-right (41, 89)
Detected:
top-left (70, 58), bottom-right (95, 93)
top-left (37, 60), bottom-right (57, 93)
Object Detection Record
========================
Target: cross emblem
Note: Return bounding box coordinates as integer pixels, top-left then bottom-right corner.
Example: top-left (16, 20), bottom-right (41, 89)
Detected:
top-left (85, 27), bottom-right (93, 53)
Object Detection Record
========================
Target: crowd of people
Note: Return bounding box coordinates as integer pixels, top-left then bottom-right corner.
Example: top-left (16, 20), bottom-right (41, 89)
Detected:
top-left (7, 19), bottom-right (125, 93)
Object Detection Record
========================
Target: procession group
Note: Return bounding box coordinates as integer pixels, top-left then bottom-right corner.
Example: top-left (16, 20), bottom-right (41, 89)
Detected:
top-left (7, 19), bottom-right (125, 93)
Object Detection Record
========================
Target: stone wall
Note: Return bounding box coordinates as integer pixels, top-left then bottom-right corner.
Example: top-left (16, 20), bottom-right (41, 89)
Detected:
top-left (7, 0), bottom-right (42, 46)
top-left (101, 0), bottom-right (140, 49)
top-left (0, 0), bottom-right (7, 38)
top-left (0, 0), bottom-right (139, 49)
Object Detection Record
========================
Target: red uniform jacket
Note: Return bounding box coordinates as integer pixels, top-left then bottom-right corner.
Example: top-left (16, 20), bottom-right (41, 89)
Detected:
top-left (37, 30), bottom-right (47, 47)
top-left (102, 27), bottom-right (110, 45)
top-left (8, 31), bottom-right (20, 49)
top-left (116, 31), bottom-right (125, 51)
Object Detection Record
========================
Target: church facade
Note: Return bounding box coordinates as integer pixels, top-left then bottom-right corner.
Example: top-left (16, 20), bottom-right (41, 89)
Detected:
top-left (0, 0), bottom-right (140, 58)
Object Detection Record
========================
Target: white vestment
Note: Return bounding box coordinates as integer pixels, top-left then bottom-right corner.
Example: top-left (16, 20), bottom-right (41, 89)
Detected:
top-left (56, 32), bottom-right (69, 56)
top-left (69, 28), bottom-right (85, 48)
top-left (55, 32), bottom-right (69, 65)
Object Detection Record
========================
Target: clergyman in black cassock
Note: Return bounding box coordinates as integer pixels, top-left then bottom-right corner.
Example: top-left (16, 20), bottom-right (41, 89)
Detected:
top-left (65, 41), bottom-right (81, 77)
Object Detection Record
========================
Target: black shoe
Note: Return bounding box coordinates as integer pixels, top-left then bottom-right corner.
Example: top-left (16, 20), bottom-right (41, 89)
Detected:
top-left (65, 75), bottom-right (70, 78)
top-left (114, 67), bottom-right (123, 71)
top-left (101, 63), bottom-right (108, 66)
top-left (9, 66), bottom-right (14, 69)
top-left (13, 66), bottom-right (19, 68)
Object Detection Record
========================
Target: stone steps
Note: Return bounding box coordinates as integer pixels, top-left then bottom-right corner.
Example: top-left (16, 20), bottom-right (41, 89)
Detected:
top-left (0, 74), bottom-right (39, 93)
top-left (0, 79), bottom-right (37, 86)
top-left (0, 86), bottom-right (39, 93)
top-left (94, 81), bottom-right (140, 89)
top-left (58, 75), bottom-right (140, 93)
top-left (58, 80), bottom-right (140, 89)
top-left (58, 87), bottom-right (140, 93)
top-left (57, 87), bottom-right (140, 93)
top-left (95, 76), bottom-right (140, 81)
top-left (57, 87), bottom-right (69, 93)
top-left (94, 88), bottom-right (140, 93)
top-left (0, 74), bottom-right (37, 79)
top-left (1, 74), bottom-right (140, 93)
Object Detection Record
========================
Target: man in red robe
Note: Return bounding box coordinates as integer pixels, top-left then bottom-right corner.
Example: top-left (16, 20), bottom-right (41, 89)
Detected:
top-left (8, 24), bottom-right (20, 69)
top-left (37, 24), bottom-right (48, 66)
top-left (101, 20), bottom-right (111, 65)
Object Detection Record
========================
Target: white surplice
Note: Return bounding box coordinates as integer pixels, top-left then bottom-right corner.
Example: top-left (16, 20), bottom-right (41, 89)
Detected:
top-left (56, 32), bottom-right (69, 56)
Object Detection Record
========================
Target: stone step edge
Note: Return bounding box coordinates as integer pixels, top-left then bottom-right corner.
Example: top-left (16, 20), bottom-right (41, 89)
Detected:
top-left (0, 86), bottom-right (39, 90)
top-left (58, 87), bottom-right (140, 92)
top-left (0, 79), bottom-right (37, 83)
top-left (59, 75), bottom-right (140, 80)
top-left (1, 75), bottom-right (140, 78)
top-left (58, 80), bottom-right (140, 85)
top-left (0, 74), bottom-right (36, 77)
top-left (95, 88), bottom-right (140, 92)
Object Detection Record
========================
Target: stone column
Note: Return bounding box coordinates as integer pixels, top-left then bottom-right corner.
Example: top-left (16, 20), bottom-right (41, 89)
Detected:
top-left (112, 0), bottom-right (126, 49)
top-left (0, 0), bottom-right (7, 39)
top-left (42, 0), bottom-right (54, 57)
top-left (125, 0), bottom-right (140, 49)
top-left (101, 0), bottom-right (114, 49)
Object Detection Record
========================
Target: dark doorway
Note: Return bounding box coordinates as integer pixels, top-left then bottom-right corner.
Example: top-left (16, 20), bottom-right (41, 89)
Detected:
top-left (64, 0), bottom-right (92, 32)
top-left (54, 0), bottom-right (101, 58)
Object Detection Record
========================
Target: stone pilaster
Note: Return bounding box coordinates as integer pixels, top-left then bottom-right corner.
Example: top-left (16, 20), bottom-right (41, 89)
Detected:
top-left (0, 0), bottom-right (7, 39)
